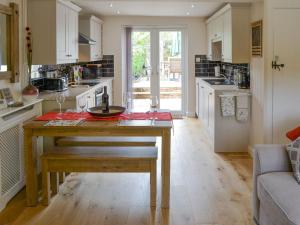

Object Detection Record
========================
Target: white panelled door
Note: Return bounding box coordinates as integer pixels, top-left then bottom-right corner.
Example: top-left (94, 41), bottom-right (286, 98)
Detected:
top-left (272, 4), bottom-right (300, 143)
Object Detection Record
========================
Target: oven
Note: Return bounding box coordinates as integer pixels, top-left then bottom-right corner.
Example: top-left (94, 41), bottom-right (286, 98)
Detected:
top-left (95, 86), bottom-right (104, 107)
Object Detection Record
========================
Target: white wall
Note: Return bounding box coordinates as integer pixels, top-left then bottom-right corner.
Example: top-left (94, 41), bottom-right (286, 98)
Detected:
top-left (101, 16), bottom-right (207, 115)
top-left (249, 1), bottom-right (264, 146)
top-left (0, 0), bottom-right (27, 101)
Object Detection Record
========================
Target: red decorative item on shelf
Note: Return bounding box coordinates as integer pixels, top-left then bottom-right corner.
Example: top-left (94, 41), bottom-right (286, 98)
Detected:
top-left (22, 26), bottom-right (39, 102)
top-left (22, 83), bottom-right (39, 102)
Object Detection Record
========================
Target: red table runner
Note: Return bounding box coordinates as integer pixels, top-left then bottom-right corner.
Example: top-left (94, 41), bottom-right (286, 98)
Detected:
top-left (35, 112), bottom-right (173, 121)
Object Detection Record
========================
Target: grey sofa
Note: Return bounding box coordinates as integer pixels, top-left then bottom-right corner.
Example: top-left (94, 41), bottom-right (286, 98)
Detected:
top-left (253, 145), bottom-right (300, 225)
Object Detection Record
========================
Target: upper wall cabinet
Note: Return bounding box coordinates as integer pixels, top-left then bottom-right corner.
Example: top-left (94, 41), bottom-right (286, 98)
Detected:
top-left (206, 4), bottom-right (250, 63)
top-left (28, 0), bottom-right (81, 65)
top-left (79, 15), bottom-right (103, 62)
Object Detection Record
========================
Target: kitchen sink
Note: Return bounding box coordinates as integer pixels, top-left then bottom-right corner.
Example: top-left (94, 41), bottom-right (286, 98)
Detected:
top-left (203, 79), bottom-right (235, 85)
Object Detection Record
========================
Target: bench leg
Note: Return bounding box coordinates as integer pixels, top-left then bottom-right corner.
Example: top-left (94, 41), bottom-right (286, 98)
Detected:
top-left (50, 172), bottom-right (59, 195)
top-left (42, 159), bottom-right (50, 206)
top-left (150, 160), bottom-right (157, 207)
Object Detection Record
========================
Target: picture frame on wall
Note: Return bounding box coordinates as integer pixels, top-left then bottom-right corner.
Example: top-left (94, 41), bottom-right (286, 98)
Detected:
top-left (251, 20), bottom-right (263, 57)
top-left (1, 88), bottom-right (14, 105)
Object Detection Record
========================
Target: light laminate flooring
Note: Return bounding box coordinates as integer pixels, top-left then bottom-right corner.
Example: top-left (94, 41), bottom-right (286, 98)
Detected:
top-left (0, 118), bottom-right (253, 225)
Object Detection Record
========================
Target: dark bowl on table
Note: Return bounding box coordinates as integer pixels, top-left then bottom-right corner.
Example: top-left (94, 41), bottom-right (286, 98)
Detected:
top-left (87, 106), bottom-right (126, 117)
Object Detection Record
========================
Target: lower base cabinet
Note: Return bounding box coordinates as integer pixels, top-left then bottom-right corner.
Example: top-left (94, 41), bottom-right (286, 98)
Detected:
top-left (196, 78), bottom-right (250, 153)
top-left (196, 78), bottom-right (215, 137)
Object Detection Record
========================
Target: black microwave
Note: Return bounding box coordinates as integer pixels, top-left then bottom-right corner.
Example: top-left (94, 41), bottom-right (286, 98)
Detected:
top-left (42, 77), bottom-right (68, 92)
top-left (82, 64), bottom-right (102, 79)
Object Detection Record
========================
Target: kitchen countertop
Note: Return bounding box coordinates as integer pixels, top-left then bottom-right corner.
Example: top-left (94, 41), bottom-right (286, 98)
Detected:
top-left (38, 77), bottom-right (113, 101)
top-left (197, 77), bottom-right (251, 92)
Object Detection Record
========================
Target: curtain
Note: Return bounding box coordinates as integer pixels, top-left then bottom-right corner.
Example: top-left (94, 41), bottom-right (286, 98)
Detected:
top-left (125, 27), bottom-right (132, 93)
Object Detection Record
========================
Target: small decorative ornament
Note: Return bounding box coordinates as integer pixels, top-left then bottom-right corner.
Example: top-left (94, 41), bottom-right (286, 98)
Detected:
top-left (251, 20), bottom-right (263, 57)
top-left (22, 26), bottom-right (39, 102)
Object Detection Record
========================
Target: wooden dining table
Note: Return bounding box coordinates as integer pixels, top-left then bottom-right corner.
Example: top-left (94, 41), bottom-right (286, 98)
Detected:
top-left (23, 119), bottom-right (172, 208)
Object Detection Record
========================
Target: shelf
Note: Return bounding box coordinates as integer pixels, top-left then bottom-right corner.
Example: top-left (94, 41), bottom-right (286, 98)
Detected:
top-left (0, 99), bottom-right (43, 119)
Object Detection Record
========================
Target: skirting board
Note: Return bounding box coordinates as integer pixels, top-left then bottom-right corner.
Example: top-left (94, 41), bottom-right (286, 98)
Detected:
top-left (248, 145), bottom-right (254, 158)
top-left (186, 111), bottom-right (196, 118)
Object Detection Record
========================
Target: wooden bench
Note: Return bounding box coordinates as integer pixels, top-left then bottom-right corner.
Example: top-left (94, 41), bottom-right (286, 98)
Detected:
top-left (55, 136), bottom-right (157, 147)
top-left (53, 136), bottom-right (157, 188)
top-left (41, 146), bottom-right (158, 207)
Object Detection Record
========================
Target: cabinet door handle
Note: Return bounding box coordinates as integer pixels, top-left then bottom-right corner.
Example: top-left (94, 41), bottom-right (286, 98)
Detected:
top-left (209, 93), bottom-right (213, 95)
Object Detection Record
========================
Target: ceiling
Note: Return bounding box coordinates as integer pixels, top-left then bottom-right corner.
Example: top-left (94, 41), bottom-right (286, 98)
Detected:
top-left (71, 0), bottom-right (253, 17)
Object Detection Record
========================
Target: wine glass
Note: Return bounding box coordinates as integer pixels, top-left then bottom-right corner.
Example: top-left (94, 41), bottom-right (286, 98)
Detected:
top-left (123, 92), bottom-right (132, 115)
top-left (149, 95), bottom-right (158, 124)
top-left (56, 93), bottom-right (65, 119)
top-left (149, 95), bottom-right (158, 113)
top-left (78, 98), bottom-right (86, 118)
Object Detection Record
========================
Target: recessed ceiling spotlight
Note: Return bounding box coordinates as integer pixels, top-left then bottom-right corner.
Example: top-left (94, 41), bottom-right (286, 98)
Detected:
top-left (117, 10), bottom-right (120, 14)
top-left (109, 3), bottom-right (113, 7)
top-left (191, 4), bottom-right (195, 8)
top-left (186, 12), bottom-right (190, 15)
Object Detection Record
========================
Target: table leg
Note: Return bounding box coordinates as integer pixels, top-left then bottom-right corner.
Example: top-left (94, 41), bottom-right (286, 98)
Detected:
top-left (24, 128), bottom-right (38, 206)
top-left (161, 129), bottom-right (171, 208)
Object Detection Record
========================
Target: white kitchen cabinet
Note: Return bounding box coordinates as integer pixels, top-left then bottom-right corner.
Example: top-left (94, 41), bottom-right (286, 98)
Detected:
top-left (207, 89), bottom-right (215, 136)
top-left (206, 3), bottom-right (250, 63)
top-left (196, 79), bottom-right (215, 137)
top-left (196, 78), bottom-right (250, 152)
top-left (56, 2), bottom-right (68, 61)
top-left (28, 0), bottom-right (81, 65)
top-left (197, 79), bottom-right (209, 127)
top-left (199, 85), bottom-right (205, 120)
top-left (202, 88), bottom-right (209, 128)
top-left (195, 81), bottom-right (200, 117)
top-left (222, 9), bottom-right (232, 62)
top-left (211, 15), bottom-right (224, 41)
top-left (206, 23), bottom-right (213, 60)
top-left (79, 15), bottom-right (103, 62)
top-left (67, 7), bottom-right (79, 62)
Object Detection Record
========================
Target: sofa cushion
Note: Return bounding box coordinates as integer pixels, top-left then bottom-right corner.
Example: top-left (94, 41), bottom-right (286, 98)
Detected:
top-left (258, 172), bottom-right (300, 225)
top-left (287, 139), bottom-right (300, 183)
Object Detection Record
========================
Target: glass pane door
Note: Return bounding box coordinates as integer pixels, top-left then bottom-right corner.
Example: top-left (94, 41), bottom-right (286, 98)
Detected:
top-left (159, 31), bottom-right (182, 112)
top-left (131, 31), bottom-right (151, 111)
top-left (130, 29), bottom-right (184, 114)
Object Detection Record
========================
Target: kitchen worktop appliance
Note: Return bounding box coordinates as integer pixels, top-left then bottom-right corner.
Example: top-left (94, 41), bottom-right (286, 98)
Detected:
top-left (32, 77), bottom-right (68, 92)
top-left (82, 64), bottom-right (102, 79)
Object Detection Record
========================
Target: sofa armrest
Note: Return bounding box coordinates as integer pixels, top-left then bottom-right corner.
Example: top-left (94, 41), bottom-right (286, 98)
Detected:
top-left (252, 144), bottom-right (292, 223)
top-left (254, 144), bottom-right (291, 175)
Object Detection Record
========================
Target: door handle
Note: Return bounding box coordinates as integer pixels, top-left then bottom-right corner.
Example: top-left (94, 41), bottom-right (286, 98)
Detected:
top-left (272, 61), bottom-right (285, 71)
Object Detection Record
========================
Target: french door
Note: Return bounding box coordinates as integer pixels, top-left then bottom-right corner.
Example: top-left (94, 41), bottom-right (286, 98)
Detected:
top-left (130, 28), bottom-right (185, 115)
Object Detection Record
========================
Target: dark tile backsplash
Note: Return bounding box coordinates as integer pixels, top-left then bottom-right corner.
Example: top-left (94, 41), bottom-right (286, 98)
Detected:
top-left (195, 55), bottom-right (249, 81)
top-left (33, 55), bottom-right (114, 81)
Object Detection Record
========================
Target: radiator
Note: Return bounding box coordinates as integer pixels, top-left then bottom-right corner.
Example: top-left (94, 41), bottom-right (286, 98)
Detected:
top-left (0, 125), bottom-right (22, 200)
top-left (0, 102), bottom-right (42, 211)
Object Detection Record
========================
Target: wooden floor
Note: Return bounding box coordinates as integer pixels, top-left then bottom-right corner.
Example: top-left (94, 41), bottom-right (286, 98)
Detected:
top-left (0, 118), bottom-right (253, 225)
